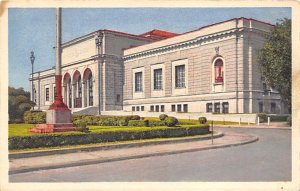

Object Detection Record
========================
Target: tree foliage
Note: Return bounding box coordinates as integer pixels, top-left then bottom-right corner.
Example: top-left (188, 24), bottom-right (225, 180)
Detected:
top-left (258, 18), bottom-right (291, 111)
top-left (9, 86), bottom-right (35, 123)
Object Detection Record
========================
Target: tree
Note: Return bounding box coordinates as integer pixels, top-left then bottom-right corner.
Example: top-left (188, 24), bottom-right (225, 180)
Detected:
top-left (8, 86), bottom-right (35, 123)
top-left (258, 18), bottom-right (291, 112)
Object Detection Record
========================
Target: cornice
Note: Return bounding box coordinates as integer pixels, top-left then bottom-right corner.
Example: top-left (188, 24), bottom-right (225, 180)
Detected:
top-left (123, 27), bottom-right (268, 62)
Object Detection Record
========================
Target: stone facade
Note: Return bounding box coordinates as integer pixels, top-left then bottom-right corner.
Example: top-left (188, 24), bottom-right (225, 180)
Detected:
top-left (31, 29), bottom-right (151, 114)
top-left (30, 18), bottom-right (288, 115)
top-left (123, 18), bottom-right (288, 114)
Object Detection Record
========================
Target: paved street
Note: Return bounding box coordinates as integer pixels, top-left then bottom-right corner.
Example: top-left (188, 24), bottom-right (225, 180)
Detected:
top-left (10, 127), bottom-right (291, 182)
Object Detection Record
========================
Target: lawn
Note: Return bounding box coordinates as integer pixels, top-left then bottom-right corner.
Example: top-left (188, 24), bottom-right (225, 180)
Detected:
top-left (8, 123), bottom-right (205, 138)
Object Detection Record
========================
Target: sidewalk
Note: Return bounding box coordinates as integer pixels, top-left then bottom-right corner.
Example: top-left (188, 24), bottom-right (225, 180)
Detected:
top-left (9, 131), bottom-right (258, 175)
top-left (215, 122), bottom-right (290, 129)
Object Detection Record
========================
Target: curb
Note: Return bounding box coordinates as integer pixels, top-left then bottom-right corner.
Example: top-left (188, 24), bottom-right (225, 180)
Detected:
top-left (214, 125), bottom-right (291, 130)
top-left (9, 134), bottom-right (258, 175)
top-left (9, 132), bottom-right (224, 159)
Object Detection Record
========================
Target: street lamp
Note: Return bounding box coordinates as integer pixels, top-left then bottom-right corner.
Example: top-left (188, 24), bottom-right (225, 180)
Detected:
top-left (30, 51), bottom-right (35, 110)
top-left (95, 33), bottom-right (103, 115)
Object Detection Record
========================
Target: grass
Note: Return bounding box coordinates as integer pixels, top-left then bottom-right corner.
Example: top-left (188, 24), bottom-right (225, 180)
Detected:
top-left (8, 123), bottom-right (206, 138)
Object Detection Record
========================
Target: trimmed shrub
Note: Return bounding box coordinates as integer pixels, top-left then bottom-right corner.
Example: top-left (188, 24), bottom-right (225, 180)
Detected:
top-left (148, 120), bottom-right (166, 127)
top-left (164, 117), bottom-right (178, 127)
top-left (24, 111), bottom-right (46, 124)
top-left (159, 114), bottom-right (168, 121)
top-left (128, 120), bottom-right (147, 127)
top-left (198, 117), bottom-right (207, 124)
top-left (257, 113), bottom-right (268, 122)
top-left (9, 125), bottom-right (210, 150)
top-left (75, 121), bottom-right (90, 133)
top-left (269, 115), bottom-right (288, 122)
top-left (118, 118), bottom-right (129, 126)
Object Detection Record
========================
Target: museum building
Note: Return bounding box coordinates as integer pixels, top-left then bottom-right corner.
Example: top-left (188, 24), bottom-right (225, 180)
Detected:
top-left (30, 17), bottom-right (288, 115)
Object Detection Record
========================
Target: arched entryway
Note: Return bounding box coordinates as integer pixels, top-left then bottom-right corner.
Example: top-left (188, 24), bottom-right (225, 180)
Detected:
top-left (73, 70), bottom-right (82, 108)
top-left (63, 73), bottom-right (72, 108)
top-left (83, 68), bottom-right (93, 107)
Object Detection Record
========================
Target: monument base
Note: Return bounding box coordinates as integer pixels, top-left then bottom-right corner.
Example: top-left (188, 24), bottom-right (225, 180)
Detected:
top-left (29, 123), bottom-right (75, 133)
top-left (29, 109), bottom-right (75, 134)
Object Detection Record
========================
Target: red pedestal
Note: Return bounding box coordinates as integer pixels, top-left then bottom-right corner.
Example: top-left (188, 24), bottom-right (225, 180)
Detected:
top-left (29, 75), bottom-right (76, 134)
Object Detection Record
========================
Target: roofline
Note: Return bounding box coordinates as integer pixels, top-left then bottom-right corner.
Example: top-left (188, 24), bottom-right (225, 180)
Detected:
top-left (124, 17), bottom-right (274, 51)
top-left (62, 28), bottom-right (152, 46)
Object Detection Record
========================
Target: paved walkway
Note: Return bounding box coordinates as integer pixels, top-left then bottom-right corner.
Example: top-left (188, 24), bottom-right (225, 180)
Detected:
top-left (9, 131), bottom-right (258, 175)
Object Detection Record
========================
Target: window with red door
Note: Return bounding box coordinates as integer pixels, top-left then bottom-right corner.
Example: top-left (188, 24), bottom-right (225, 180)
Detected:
top-left (214, 59), bottom-right (223, 83)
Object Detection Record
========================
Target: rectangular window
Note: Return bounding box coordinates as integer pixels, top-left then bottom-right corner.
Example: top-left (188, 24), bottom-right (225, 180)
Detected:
top-left (271, 103), bottom-right (276, 113)
top-left (206, 103), bottom-right (213, 112)
top-left (132, 106), bottom-right (135, 111)
top-left (183, 104), bottom-right (188, 112)
top-left (45, 88), bottom-right (49, 101)
top-left (214, 103), bottom-right (220, 113)
top-left (141, 106), bottom-right (144, 111)
top-left (136, 106), bottom-right (140, 111)
top-left (150, 105), bottom-right (154, 112)
top-left (161, 105), bottom-right (165, 112)
top-left (53, 86), bottom-right (56, 99)
top-left (154, 68), bottom-right (163, 90)
top-left (171, 105), bottom-right (176, 112)
top-left (116, 94), bottom-right (120, 103)
top-left (177, 104), bottom-right (182, 112)
top-left (222, 102), bottom-right (229, 113)
top-left (135, 72), bottom-right (143, 92)
top-left (175, 65), bottom-right (185, 88)
top-left (155, 105), bottom-right (159, 112)
top-left (259, 102), bottom-right (263, 113)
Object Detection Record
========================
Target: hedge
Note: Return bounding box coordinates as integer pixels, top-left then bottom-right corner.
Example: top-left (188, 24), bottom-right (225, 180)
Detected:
top-left (25, 113), bottom-right (142, 127)
top-left (9, 125), bottom-right (209, 150)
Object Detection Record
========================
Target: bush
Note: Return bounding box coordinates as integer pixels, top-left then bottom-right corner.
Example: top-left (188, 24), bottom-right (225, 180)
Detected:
top-left (164, 117), bottom-right (178, 127)
top-left (118, 118), bottom-right (129, 126)
top-left (9, 125), bottom-right (210, 149)
top-left (148, 120), bottom-right (166, 127)
top-left (269, 115), bottom-right (288, 122)
top-left (287, 116), bottom-right (292, 126)
top-left (198, 117), bottom-right (207, 124)
top-left (75, 121), bottom-right (90, 133)
top-left (257, 113), bottom-right (267, 122)
top-left (24, 111), bottom-right (46, 124)
top-left (128, 120), bottom-right (148, 127)
top-left (159, 114), bottom-right (168, 121)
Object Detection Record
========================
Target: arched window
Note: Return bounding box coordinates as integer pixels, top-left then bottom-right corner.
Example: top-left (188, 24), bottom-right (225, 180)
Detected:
top-left (214, 59), bottom-right (224, 83)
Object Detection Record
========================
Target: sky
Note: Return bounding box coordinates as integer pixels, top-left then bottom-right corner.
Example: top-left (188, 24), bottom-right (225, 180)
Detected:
top-left (8, 7), bottom-right (291, 91)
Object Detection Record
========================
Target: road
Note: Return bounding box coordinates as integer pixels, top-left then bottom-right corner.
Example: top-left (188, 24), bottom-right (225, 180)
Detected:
top-left (10, 127), bottom-right (291, 182)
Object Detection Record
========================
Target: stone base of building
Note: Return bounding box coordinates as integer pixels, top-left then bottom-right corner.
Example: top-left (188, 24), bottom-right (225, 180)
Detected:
top-left (29, 123), bottom-right (76, 133)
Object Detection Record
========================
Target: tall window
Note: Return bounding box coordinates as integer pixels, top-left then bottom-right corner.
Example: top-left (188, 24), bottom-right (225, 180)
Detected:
top-left (78, 75), bottom-right (82, 98)
top-left (271, 103), bottom-right (276, 113)
top-left (214, 59), bottom-right (223, 83)
top-left (171, 105), bottom-right (176, 112)
top-left (155, 105), bottom-right (159, 112)
top-left (214, 103), bottom-right (221, 113)
top-left (259, 102), bottom-right (263, 113)
top-left (88, 73), bottom-right (93, 106)
top-left (135, 72), bottom-right (143, 92)
top-left (177, 104), bottom-right (182, 112)
top-left (222, 102), bottom-right (229, 113)
top-left (34, 89), bottom-right (37, 103)
top-left (53, 86), bottom-right (56, 99)
top-left (175, 65), bottom-right (185, 88)
top-left (150, 105), bottom-right (154, 112)
top-left (45, 88), bottom-right (49, 101)
top-left (183, 104), bottom-right (188, 112)
top-left (68, 78), bottom-right (72, 108)
top-left (154, 68), bottom-right (162, 90)
top-left (206, 103), bottom-right (213, 112)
